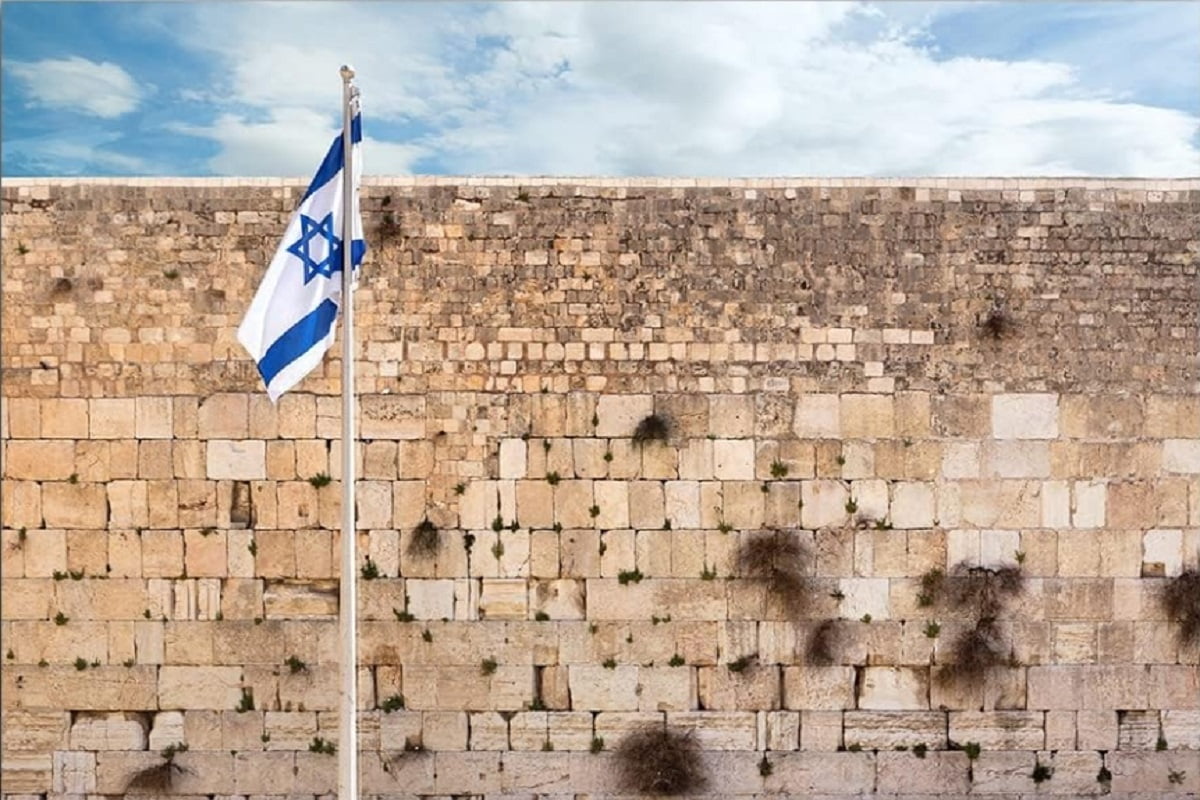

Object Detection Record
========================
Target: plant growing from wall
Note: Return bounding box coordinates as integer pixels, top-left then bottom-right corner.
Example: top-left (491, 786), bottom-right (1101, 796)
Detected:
top-left (924, 562), bottom-right (1025, 686)
top-left (615, 724), bottom-right (708, 796)
top-left (632, 413), bottom-right (670, 444)
top-left (805, 619), bottom-right (843, 666)
top-left (981, 302), bottom-right (1015, 340)
top-left (735, 530), bottom-right (813, 620)
top-left (408, 519), bottom-right (439, 559)
top-left (125, 743), bottom-right (189, 792)
top-left (1160, 568), bottom-right (1200, 647)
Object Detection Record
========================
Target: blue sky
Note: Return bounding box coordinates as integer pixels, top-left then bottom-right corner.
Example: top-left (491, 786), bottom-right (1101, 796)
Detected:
top-left (2, 1), bottom-right (1197, 177)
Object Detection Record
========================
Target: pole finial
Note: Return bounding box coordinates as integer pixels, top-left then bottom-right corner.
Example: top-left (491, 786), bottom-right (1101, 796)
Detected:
top-left (340, 64), bottom-right (355, 82)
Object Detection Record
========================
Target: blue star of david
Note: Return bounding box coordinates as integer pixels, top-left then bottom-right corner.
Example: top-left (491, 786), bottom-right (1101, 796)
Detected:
top-left (288, 213), bottom-right (343, 284)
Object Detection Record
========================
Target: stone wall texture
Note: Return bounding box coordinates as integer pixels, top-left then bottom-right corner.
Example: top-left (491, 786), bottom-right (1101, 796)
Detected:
top-left (2, 176), bottom-right (1199, 798)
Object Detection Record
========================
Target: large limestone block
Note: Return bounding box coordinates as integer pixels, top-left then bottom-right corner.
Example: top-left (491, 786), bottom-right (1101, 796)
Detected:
top-left (876, 751), bottom-right (970, 794)
top-left (1146, 395), bottom-right (1200, 437)
top-left (593, 480), bottom-right (629, 529)
top-left (595, 394), bottom-right (652, 438)
top-left (1071, 479), bottom-right (1106, 528)
top-left (763, 752), bottom-right (875, 792)
top-left (206, 440), bottom-right (266, 480)
top-left (458, 480), bottom-right (497, 530)
top-left (948, 710), bottom-right (1045, 748)
top-left (360, 394), bottom-right (425, 439)
top-left (713, 439), bottom-right (755, 479)
top-left (669, 710), bottom-right (758, 749)
top-left (40, 398), bottom-right (88, 439)
top-left (984, 441), bottom-right (1051, 478)
top-left (841, 394), bottom-right (894, 439)
top-left (529, 579), bottom-right (584, 619)
top-left (698, 664), bottom-right (781, 710)
top-left (664, 480), bottom-right (701, 529)
top-left (801, 480), bottom-right (849, 528)
top-left (2, 480), bottom-right (41, 528)
top-left (135, 397), bottom-right (173, 439)
top-left (572, 438), bottom-right (609, 478)
top-left (89, 398), bottom-right (136, 438)
top-left (409, 578), bottom-right (456, 619)
top-left (722, 481), bottom-right (765, 529)
top-left (1062, 394), bottom-right (1144, 438)
top-left (5, 441), bottom-right (75, 480)
top-left (498, 438), bottom-right (527, 479)
top-left (41, 482), bottom-right (107, 528)
top-left (514, 480), bottom-right (553, 529)
top-left (554, 480), bottom-right (594, 529)
top-left (858, 666), bottom-right (929, 710)
top-left (568, 664), bottom-right (639, 710)
top-left (5, 666), bottom-right (158, 710)
top-left (844, 711), bottom-right (946, 749)
top-left (479, 578), bottom-right (527, 620)
top-left (627, 481), bottom-right (665, 528)
top-left (709, 395), bottom-right (754, 438)
top-left (158, 666), bottom-right (244, 709)
top-left (781, 667), bottom-right (856, 710)
top-left (197, 393), bottom-right (249, 439)
top-left (637, 666), bottom-right (697, 711)
top-left (992, 393), bottom-right (1059, 439)
top-left (890, 481), bottom-right (934, 528)
top-left (69, 711), bottom-right (147, 750)
top-left (1163, 439), bottom-right (1200, 474)
top-left (794, 394), bottom-right (840, 439)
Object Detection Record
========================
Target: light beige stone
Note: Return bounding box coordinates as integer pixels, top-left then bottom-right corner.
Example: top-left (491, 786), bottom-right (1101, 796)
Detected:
top-left (992, 393), bottom-right (1059, 439)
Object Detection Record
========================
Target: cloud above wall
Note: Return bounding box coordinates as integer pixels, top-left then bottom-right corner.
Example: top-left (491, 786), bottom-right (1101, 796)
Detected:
top-left (7, 56), bottom-right (144, 118)
top-left (2, 1), bottom-right (1198, 176)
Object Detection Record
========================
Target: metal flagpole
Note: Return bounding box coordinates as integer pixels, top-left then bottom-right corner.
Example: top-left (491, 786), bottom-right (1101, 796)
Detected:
top-left (337, 63), bottom-right (359, 800)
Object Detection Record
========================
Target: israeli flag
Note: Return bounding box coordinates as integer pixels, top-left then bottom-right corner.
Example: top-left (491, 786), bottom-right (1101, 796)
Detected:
top-left (238, 114), bottom-right (366, 401)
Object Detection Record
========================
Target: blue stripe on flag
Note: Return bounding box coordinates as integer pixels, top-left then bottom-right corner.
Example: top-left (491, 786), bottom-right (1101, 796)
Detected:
top-left (257, 298), bottom-right (340, 386)
top-left (300, 114), bottom-right (363, 203)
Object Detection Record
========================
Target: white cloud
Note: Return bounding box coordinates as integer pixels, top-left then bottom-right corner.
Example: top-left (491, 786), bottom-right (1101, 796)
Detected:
top-left (162, 1), bottom-right (1199, 176)
top-left (169, 108), bottom-right (425, 176)
top-left (7, 56), bottom-right (143, 118)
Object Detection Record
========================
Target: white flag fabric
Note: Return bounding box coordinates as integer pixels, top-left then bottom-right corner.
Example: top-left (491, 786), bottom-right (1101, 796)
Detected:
top-left (238, 114), bottom-right (365, 401)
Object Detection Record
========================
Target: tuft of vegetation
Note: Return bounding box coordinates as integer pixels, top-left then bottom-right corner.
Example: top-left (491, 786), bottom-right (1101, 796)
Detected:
top-left (422, 629), bottom-right (433, 642)
top-left (380, 694), bottom-right (405, 713)
top-left (845, 499), bottom-right (857, 514)
top-left (163, 269), bottom-right (180, 280)
top-left (860, 614), bottom-right (873, 623)
top-left (726, 654), bottom-right (756, 674)
top-left (454, 482), bottom-right (466, 495)
top-left (590, 736), bottom-right (605, 753)
top-left (615, 725), bottom-right (708, 796)
top-left (236, 687), bottom-right (254, 713)
top-left (981, 303), bottom-right (1015, 340)
top-left (632, 413), bottom-right (670, 444)
top-left (54, 612), bottom-right (69, 625)
top-left (309, 736), bottom-right (336, 755)
top-left (603, 657), bottom-right (617, 669)
top-left (769, 460), bottom-right (788, 479)
top-left (962, 741), bottom-right (981, 760)
top-left (589, 505), bottom-right (601, 518)
top-left (700, 564), bottom-right (718, 581)
top-left (1161, 569), bottom-right (1200, 647)
top-left (393, 608), bottom-right (415, 623)
top-left (491, 541), bottom-right (505, 559)
top-left (1168, 770), bottom-right (1186, 785)
top-left (1157, 734), bottom-right (1168, 751)
top-left (125, 743), bottom-right (190, 793)
top-left (408, 519), bottom-right (439, 559)
top-left (736, 530), bottom-right (812, 620)
top-left (717, 521), bottom-right (733, 534)
top-left (360, 556), bottom-right (380, 580)
top-left (806, 619), bottom-right (842, 666)
top-left (492, 515), bottom-right (505, 532)
top-left (480, 657), bottom-right (498, 676)
top-left (758, 754), bottom-right (773, 776)
top-left (912, 743), bottom-right (927, 759)
top-left (924, 621), bottom-right (941, 638)
top-left (1097, 765), bottom-right (1112, 784)
top-left (618, 569), bottom-right (644, 585)
top-left (923, 562), bottom-right (1026, 686)
top-left (668, 654), bottom-right (685, 667)
top-left (1031, 763), bottom-right (1053, 784)
top-left (284, 655), bottom-right (307, 674)
top-left (545, 471), bottom-right (561, 485)
top-left (74, 657), bottom-right (89, 671)
top-left (534, 611), bottom-right (550, 621)
top-left (309, 472), bottom-right (332, 488)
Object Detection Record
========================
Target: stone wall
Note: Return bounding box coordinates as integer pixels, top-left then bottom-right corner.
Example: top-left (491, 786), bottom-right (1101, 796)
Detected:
top-left (2, 177), bottom-right (1198, 798)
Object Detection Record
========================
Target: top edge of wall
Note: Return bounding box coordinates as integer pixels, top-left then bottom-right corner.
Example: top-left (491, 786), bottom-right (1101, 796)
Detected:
top-left (3, 176), bottom-right (1199, 189)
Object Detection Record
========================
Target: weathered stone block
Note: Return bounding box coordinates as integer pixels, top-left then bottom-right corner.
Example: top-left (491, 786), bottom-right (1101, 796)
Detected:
top-left (992, 393), bottom-right (1059, 439)
top-left (858, 666), bottom-right (928, 710)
